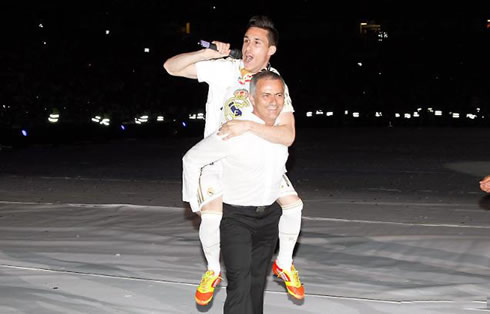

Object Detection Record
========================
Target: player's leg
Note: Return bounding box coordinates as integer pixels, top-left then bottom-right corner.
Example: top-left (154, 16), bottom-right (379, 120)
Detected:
top-left (276, 194), bottom-right (302, 271)
top-left (195, 164), bottom-right (224, 305)
top-left (199, 198), bottom-right (223, 276)
top-left (274, 174), bottom-right (304, 299)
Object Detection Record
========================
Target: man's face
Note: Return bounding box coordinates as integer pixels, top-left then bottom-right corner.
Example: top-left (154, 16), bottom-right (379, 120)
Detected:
top-left (251, 78), bottom-right (285, 126)
top-left (242, 27), bottom-right (277, 73)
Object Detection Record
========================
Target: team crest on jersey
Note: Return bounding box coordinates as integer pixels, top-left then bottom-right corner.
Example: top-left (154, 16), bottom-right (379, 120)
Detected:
top-left (223, 89), bottom-right (250, 121)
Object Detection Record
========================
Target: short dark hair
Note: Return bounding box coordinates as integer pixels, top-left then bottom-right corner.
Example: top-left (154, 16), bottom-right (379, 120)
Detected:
top-left (246, 15), bottom-right (279, 47)
top-left (250, 70), bottom-right (284, 97)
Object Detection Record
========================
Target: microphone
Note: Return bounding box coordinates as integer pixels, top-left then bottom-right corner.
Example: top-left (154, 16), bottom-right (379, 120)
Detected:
top-left (198, 40), bottom-right (242, 59)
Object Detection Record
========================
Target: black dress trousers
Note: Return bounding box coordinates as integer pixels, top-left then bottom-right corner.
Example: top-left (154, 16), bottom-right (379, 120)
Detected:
top-left (220, 202), bottom-right (281, 314)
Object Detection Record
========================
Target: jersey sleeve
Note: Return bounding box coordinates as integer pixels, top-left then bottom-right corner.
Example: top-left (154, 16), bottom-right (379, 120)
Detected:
top-left (195, 59), bottom-right (235, 88)
top-left (282, 82), bottom-right (294, 113)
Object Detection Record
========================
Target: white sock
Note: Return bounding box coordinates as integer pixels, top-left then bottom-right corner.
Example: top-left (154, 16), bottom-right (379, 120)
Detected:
top-left (277, 200), bottom-right (303, 271)
top-left (199, 212), bottom-right (222, 274)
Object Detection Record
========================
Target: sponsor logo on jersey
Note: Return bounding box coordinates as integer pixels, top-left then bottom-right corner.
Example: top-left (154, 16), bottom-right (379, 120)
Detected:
top-left (238, 68), bottom-right (254, 85)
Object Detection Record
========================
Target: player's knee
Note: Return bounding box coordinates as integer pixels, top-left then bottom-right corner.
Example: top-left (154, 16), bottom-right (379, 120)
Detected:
top-left (277, 194), bottom-right (301, 207)
top-left (201, 196), bottom-right (224, 214)
top-left (280, 199), bottom-right (303, 213)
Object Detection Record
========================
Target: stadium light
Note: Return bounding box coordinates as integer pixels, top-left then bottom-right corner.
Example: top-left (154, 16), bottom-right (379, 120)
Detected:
top-left (48, 113), bottom-right (59, 123)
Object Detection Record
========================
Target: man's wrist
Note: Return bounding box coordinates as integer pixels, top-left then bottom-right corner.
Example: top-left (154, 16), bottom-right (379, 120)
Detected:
top-left (247, 120), bottom-right (257, 132)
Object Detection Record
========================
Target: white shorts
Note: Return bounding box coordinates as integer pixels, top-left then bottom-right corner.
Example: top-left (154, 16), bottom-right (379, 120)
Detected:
top-left (194, 162), bottom-right (297, 212)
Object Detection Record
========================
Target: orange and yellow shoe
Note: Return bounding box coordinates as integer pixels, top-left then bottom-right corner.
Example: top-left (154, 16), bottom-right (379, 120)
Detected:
top-left (195, 270), bottom-right (222, 306)
top-left (272, 260), bottom-right (305, 300)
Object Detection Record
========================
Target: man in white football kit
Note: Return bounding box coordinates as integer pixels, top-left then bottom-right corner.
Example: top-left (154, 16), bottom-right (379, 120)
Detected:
top-left (183, 71), bottom-right (288, 314)
top-left (164, 16), bottom-right (304, 304)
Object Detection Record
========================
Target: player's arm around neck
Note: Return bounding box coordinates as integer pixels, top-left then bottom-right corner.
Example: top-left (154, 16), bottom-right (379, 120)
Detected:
top-left (249, 111), bottom-right (295, 146)
top-left (219, 112), bottom-right (295, 147)
top-left (218, 112), bottom-right (296, 147)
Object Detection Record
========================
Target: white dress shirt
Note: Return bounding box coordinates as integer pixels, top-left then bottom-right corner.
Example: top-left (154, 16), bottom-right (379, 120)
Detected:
top-left (182, 114), bottom-right (288, 212)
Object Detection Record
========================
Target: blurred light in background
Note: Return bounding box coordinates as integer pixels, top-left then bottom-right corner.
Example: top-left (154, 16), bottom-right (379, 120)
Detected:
top-left (48, 113), bottom-right (59, 123)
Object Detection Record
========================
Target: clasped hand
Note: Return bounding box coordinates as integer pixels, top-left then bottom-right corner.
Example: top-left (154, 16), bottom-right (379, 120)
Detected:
top-left (217, 120), bottom-right (251, 140)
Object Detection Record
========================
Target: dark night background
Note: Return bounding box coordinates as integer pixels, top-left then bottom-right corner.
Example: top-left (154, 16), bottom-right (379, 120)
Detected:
top-left (1, 0), bottom-right (490, 146)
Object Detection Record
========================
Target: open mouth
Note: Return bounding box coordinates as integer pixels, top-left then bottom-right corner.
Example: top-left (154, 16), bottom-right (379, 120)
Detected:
top-left (244, 54), bottom-right (253, 63)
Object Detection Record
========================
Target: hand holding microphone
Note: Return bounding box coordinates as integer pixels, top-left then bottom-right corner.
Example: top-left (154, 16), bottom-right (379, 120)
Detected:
top-left (198, 40), bottom-right (242, 59)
